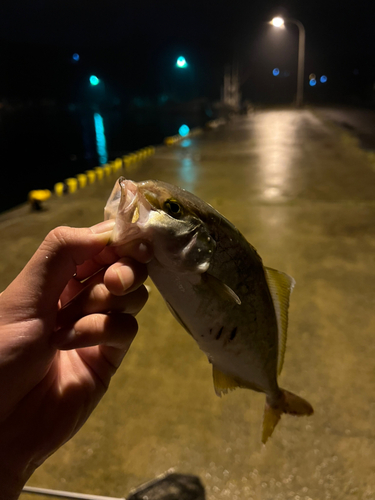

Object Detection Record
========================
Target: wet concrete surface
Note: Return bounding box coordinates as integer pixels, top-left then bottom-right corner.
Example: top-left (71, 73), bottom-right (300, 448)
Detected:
top-left (316, 105), bottom-right (375, 151)
top-left (5, 108), bottom-right (375, 499)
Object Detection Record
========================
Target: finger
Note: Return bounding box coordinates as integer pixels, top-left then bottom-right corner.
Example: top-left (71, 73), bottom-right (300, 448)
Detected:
top-left (1, 221), bottom-right (115, 319)
top-left (57, 284), bottom-right (149, 326)
top-left (59, 267), bottom-right (107, 308)
top-left (74, 245), bottom-right (119, 281)
top-left (75, 239), bottom-right (153, 282)
top-left (114, 239), bottom-right (153, 264)
top-left (53, 312), bottom-right (138, 356)
top-left (104, 258), bottom-right (148, 296)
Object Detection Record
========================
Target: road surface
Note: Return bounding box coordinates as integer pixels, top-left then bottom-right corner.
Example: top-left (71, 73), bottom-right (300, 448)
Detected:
top-left (4, 108), bottom-right (375, 500)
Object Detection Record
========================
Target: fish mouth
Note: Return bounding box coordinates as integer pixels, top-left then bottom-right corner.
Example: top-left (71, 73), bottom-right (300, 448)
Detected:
top-left (118, 178), bottom-right (141, 223)
top-left (106, 177), bottom-right (153, 246)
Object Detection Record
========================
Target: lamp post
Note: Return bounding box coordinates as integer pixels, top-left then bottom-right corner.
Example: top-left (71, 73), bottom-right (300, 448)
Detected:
top-left (271, 17), bottom-right (305, 107)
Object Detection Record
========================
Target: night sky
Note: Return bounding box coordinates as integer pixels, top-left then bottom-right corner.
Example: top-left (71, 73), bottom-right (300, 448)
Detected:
top-left (0, 0), bottom-right (374, 104)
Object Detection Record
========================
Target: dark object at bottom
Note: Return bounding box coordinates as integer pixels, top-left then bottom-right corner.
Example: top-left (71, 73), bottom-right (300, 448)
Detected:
top-left (127, 473), bottom-right (205, 500)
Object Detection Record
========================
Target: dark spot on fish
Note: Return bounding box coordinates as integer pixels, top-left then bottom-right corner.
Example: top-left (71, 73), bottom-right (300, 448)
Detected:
top-left (215, 326), bottom-right (224, 340)
top-left (229, 327), bottom-right (238, 341)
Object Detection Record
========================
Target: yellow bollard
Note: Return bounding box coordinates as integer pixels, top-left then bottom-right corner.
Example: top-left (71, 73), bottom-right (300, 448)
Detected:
top-left (123, 155), bottom-right (131, 168)
top-left (54, 182), bottom-right (65, 197)
top-left (76, 173), bottom-right (87, 188)
top-left (103, 164), bottom-right (112, 177)
top-left (164, 136), bottom-right (174, 146)
top-left (28, 189), bottom-right (52, 210)
top-left (85, 170), bottom-right (96, 184)
top-left (65, 178), bottom-right (78, 193)
top-left (94, 166), bottom-right (104, 180)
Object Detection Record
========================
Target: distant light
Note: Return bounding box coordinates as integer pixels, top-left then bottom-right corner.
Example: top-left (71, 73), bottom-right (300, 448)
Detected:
top-left (271, 17), bottom-right (284, 27)
top-left (179, 124), bottom-right (190, 137)
top-left (72, 53), bottom-right (80, 62)
top-left (320, 75), bottom-right (327, 83)
top-left (272, 68), bottom-right (280, 76)
top-left (176, 56), bottom-right (188, 68)
top-left (309, 73), bottom-right (316, 81)
top-left (90, 75), bottom-right (100, 86)
top-left (309, 79), bottom-right (317, 86)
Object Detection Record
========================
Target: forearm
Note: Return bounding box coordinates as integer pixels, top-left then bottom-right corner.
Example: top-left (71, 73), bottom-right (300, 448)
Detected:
top-left (0, 455), bottom-right (36, 500)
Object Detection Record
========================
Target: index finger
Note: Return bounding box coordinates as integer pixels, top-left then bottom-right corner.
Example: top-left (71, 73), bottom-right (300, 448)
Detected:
top-left (75, 239), bottom-right (153, 282)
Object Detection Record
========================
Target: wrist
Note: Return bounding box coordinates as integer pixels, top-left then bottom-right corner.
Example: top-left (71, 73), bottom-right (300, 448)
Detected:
top-left (0, 456), bottom-right (36, 500)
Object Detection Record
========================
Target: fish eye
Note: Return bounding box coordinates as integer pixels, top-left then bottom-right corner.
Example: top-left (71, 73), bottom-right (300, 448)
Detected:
top-left (164, 199), bottom-right (183, 218)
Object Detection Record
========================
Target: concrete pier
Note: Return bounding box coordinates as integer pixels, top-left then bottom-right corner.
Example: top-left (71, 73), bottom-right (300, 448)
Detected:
top-left (5, 108), bottom-right (375, 500)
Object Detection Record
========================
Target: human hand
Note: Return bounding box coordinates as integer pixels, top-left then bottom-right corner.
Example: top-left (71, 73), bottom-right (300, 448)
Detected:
top-left (0, 221), bottom-right (152, 499)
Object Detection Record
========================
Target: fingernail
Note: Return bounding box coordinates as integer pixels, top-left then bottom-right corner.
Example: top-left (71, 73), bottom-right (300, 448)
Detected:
top-left (90, 219), bottom-right (116, 234)
top-left (137, 242), bottom-right (153, 263)
top-left (115, 269), bottom-right (128, 292)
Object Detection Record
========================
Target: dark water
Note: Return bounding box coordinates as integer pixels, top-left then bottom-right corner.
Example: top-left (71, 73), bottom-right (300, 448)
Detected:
top-left (0, 101), bottom-right (210, 213)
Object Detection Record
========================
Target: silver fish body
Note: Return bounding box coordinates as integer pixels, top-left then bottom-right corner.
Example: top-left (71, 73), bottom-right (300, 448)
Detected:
top-left (105, 177), bottom-right (313, 442)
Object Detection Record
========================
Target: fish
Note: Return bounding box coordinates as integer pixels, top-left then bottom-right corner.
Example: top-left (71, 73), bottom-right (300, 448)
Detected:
top-left (104, 177), bottom-right (313, 443)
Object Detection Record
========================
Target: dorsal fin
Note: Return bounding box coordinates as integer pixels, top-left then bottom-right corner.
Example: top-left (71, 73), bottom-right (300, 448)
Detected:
top-left (264, 267), bottom-right (295, 375)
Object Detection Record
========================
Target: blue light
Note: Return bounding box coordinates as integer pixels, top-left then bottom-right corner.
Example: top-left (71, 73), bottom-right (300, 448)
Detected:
top-left (72, 53), bottom-right (80, 62)
top-left (93, 113), bottom-right (108, 165)
top-left (272, 68), bottom-right (280, 76)
top-left (179, 124), bottom-right (190, 137)
top-left (309, 79), bottom-right (317, 86)
top-left (176, 56), bottom-right (188, 68)
top-left (320, 75), bottom-right (327, 83)
top-left (90, 75), bottom-right (100, 86)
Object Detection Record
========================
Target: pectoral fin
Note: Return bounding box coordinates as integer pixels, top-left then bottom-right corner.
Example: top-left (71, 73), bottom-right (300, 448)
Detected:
top-left (203, 273), bottom-right (241, 305)
top-left (264, 267), bottom-right (295, 375)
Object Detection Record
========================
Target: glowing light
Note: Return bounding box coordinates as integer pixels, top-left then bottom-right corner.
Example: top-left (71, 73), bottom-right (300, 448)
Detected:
top-left (273, 68), bottom-right (280, 76)
top-left (93, 113), bottom-right (108, 165)
top-left (176, 56), bottom-right (188, 68)
top-left (72, 53), bottom-right (80, 61)
top-left (271, 17), bottom-right (284, 27)
top-left (90, 75), bottom-right (100, 86)
top-left (320, 75), bottom-right (327, 83)
top-left (309, 79), bottom-right (316, 86)
top-left (179, 124), bottom-right (190, 137)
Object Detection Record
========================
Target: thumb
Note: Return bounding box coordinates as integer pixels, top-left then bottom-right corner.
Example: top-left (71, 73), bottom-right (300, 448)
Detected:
top-left (1, 221), bottom-right (115, 320)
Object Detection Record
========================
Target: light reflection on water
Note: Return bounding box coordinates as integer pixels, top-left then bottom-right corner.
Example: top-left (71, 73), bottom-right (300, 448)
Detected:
top-left (179, 157), bottom-right (197, 188)
top-left (93, 112), bottom-right (108, 165)
top-left (253, 111), bottom-right (296, 199)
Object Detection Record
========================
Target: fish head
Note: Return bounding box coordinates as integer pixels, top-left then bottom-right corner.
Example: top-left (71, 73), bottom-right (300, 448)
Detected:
top-left (105, 177), bottom-right (216, 274)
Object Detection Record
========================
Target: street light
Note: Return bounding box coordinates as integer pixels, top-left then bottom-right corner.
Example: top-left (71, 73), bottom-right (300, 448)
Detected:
top-left (270, 16), bottom-right (305, 107)
top-left (176, 56), bottom-right (188, 68)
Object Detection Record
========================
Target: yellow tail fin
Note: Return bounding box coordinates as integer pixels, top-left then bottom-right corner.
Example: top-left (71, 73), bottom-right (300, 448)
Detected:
top-left (262, 389), bottom-right (313, 444)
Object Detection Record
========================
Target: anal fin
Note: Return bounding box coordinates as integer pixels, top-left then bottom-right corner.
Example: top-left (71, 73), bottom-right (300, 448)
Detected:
top-left (212, 366), bottom-right (263, 397)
